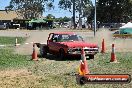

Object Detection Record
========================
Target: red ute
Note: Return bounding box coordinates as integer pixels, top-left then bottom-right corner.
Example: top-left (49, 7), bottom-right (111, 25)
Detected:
top-left (39, 32), bottom-right (99, 60)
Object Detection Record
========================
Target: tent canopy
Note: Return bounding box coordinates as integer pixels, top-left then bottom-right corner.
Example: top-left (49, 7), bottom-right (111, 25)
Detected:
top-left (28, 19), bottom-right (47, 23)
top-left (119, 22), bottom-right (132, 34)
top-left (120, 22), bottom-right (132, 29)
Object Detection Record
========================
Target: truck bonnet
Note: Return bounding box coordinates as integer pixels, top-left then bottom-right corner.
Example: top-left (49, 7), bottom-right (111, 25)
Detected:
top-left (59, 41), bottom-right (98, 48)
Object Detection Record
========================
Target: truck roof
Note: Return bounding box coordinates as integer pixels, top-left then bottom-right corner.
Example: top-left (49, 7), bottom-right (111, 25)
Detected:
top-left (52, 32), bottom-right (76, 35)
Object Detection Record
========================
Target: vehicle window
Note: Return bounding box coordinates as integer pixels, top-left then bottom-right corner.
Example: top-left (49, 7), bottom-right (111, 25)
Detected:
top-left (69, 35), bottom-right (79, 41)
top-left (62, 35), bottom-right (69, 40)
top-left (0, 22), bottom-right (4, 25)
top-left (52, 34), bottom-right (59, 42)
top-left (57, 34), bottom-right (83, 42)
top-left (77, 35), bottom-right (84, 41)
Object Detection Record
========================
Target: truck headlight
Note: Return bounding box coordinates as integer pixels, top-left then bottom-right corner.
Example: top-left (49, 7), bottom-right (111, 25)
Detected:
top-left (68, 48), bottom-right (82, 54)
top-left (68, 48), bottom-right (75, 52)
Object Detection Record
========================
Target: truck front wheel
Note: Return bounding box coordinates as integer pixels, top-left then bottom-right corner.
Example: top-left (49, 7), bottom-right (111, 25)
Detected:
top-left (79, 77), bottom-right (87, 85)
top-left (89, 55), bottom-right (94, 59)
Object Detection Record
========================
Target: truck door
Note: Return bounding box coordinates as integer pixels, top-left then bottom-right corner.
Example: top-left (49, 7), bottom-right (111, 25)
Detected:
top-left (48, 33), bottom-right (58, 53)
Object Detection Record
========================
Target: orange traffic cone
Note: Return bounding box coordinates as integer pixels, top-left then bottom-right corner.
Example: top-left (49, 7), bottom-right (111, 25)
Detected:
top-left (79, 48), bottom-right (89, 75)
top-left (79, 60), bottom-right (85, 75)
top-left (32, 43), bottom-right (38, 61)
top-left (110, 44), bottom-right (118, 63)
top-left (101, 39), bottom-right (105, 53)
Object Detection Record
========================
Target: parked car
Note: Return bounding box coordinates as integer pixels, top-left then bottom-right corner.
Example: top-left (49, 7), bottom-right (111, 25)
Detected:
top-left (113, 30), bottom-right (120, 34)
top-left (0, 22), bottom-right (6, 29)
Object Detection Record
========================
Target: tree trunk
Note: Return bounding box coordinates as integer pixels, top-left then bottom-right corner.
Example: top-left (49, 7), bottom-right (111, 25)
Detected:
top-left (79, 0), bottom-right (82, 29)
top-left (73, 0), bottom-right (76, 29)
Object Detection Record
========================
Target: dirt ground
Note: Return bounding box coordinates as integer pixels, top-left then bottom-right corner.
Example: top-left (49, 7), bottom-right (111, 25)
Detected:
top-left (0, 28), bottom-right (131, 55)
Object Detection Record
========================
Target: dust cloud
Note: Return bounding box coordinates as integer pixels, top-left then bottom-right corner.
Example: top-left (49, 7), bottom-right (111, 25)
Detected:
top-left (86, 28), bottom-right (132, 52)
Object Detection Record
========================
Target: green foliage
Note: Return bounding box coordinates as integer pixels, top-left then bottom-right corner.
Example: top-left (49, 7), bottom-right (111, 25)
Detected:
top-left (59, 0), bottom-right (72, 10)
top-left (46, 14), bottom-right (55, 19)
top-left (63, 16), bottom-right (71, 22)
top-left (59, 0), bottom-right (93, 12)
top-left (97, 0), bottom-right (132, 23)
top-left (55, 16), bottom-right (71, 22)
top-left (58, 0), bottom-right (93, 20)
top-left (0, 37), bottom-right (26, 45)
top-left (5, 0), bottom-right (54, 19)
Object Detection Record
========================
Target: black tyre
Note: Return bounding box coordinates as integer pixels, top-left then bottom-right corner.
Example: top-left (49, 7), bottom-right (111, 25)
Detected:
top-left (59, 49), bottom-right (65, 60)
top-left (89, 55), bottom-right (94, 59)
top-left (79, 77), bottom-right (87, 85)
top-left (42, 47), bottom-right (47, 57)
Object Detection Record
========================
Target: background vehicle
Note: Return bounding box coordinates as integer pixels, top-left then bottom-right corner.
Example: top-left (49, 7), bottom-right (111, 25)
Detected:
top-left (113, 22), bottom-right (132, 38)
top-left (36, 32), bottom-right (99, 60)
top-left (0, 22), bottom-right (6, 30)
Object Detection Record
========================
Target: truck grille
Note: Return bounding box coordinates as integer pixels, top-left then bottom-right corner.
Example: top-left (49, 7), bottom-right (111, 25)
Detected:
top-left (74, 48), bottom-right (98, 52)
top-left (68, 47), bottom-right (99, 54)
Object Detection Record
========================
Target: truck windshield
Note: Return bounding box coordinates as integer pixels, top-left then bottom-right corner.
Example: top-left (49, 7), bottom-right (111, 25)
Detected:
top-left (56, 34), bottom-right (83, 42)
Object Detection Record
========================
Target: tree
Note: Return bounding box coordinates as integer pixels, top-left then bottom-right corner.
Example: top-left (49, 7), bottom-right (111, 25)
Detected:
top-left (63, 16), bottom-right (71, 22)
top-left (5, 0), bottom-right (54, 19)
top-left (97, 0), bottom-right (132, 23)
top-left (59, 0), bottom-right (93, 16)
top-left (59, 0), bottom-right (93, 28)
top-left (46, 14), bottom-right (55, 19)
top-left (55, 16), bottom-right (71, 23)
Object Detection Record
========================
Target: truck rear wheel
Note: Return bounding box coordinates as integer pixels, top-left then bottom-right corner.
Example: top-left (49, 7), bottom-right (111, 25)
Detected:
top-left (59, 49), bottom-right (65, 60)
top-left (89, 55), bottom-right (94, 59)
top-left (42, 47), bottom-right (47, 57)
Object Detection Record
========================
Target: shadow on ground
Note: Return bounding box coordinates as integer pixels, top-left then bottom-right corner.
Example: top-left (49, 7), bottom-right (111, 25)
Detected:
top-left (38, 54), bottom-right (92, 61)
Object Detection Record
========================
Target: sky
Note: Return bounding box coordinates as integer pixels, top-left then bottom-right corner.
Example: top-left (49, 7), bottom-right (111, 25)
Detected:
top-left (0, 0), bottom-right (95, 18)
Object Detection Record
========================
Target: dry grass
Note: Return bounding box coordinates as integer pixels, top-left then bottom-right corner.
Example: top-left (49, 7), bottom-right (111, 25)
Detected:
top-left (0, 69), bottom-right (43, 88)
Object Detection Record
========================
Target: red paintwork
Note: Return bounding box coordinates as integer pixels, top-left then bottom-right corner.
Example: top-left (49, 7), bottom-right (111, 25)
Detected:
top-left (51, 32), bottom-right (75, 35)
top-left (47, 32), bottom-right (98, 55)
top-left (59, 41), bottom-right (97, 48)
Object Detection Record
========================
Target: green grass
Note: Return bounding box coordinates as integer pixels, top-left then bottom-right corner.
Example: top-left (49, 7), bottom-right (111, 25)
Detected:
top-left (18, 52), bottom-right (130, 88)
top-left (0, 36), bottom-right (33, 70)
top-left (0, 51), bottom-right (132, 87)
top-left (0, 36), bottom-right (26, 45)
top-left (0, 48), bottom-right (33, 70)
top-left (0, 37), bottom-right (132, 88)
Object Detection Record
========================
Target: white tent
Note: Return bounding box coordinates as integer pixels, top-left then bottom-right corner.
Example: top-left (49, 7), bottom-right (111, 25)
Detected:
top-left (120, 22), bottom-right (132, 28)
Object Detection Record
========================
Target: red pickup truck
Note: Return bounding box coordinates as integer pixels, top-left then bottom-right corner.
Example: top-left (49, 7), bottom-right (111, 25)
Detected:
top-left (36, 32), bottom-right (99, 60)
